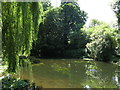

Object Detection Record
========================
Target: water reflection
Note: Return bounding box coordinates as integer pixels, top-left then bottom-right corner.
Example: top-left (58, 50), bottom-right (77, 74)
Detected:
top-left (83, 61), bottom-right (116, 88)
top-left (14, 59), bottom-right (118, 88)
top-left (114, 66), bottom-right (120, 88)
top-left (16, 59), bottom-right (33, 83)
top-left (85, 61), bottom-right (98, 78)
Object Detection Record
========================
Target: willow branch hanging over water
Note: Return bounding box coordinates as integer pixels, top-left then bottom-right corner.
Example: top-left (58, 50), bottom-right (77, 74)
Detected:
top-left (2, 2), bottom-right (43, 72)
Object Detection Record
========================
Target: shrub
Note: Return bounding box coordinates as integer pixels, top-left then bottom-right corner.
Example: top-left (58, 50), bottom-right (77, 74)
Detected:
top-left (86, 24), bottom-right (117, 62)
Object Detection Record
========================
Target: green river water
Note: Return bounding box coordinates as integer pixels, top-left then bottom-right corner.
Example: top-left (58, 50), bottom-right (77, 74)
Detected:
top-left (14, 59), bottom-right (120, 88)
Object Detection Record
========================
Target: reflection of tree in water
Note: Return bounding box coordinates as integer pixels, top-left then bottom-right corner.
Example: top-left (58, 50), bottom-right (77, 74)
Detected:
top-left (83, 61), bottom-right (117, 88)
top-left (85, 61), bottom-right (98, 78)
top-left (51, 63), bottom-right (69, 75)
top-left (51, 61), bottom-right (86, 88)
top-left (14, 59), bottom-right (33, 83)
top-left (114, 66), bottom-right (120, 88)
top-left (82, 61), bottom-right (102, 88)
top-left (84, 61), bottom-right (103, 88)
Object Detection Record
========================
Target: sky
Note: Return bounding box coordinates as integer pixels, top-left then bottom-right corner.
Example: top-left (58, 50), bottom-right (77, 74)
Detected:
top-left (51, 0), bottom-right (117, 26)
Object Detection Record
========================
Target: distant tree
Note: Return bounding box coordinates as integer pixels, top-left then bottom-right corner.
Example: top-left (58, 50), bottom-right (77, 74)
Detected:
top-left (113, 0), bottom-right (120, 30)
top-left (89, 19), bottom-right (104, 27)
top-left (60, 2), bottom-right (87, 49)
top-left (61, 0), bottom-right (79, 6)
top-left (41, 0), bottom-right (53, 11)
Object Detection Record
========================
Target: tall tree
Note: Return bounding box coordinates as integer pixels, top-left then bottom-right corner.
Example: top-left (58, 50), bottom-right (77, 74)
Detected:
top-left (2, 2), bottom-right (43, 72)
top-left (31, 1), bottom-right (87, 58)
top-left (60, 2), bottom-right (87, 49)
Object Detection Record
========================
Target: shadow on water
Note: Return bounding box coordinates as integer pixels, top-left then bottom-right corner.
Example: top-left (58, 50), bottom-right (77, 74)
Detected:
top-left (13, 59), bottom-right (119, 88)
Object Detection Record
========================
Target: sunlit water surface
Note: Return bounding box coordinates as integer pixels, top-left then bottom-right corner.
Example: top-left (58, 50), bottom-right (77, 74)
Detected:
top-left (13, 59), bottom-right (120, 88)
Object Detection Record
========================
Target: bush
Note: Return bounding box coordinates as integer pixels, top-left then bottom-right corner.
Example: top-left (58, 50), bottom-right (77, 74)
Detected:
top-left (87, 34), bottom-right (115, 62)
top-left (2, 76), bottom-right (42, 89)
top-left (86, 24), bottom-right (117, 62)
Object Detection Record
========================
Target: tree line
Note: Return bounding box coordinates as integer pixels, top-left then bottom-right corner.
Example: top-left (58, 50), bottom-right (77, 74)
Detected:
top-left (2, 0), bottom-right (120, 72)
top-left (31, 0), bottom-right (120, 62)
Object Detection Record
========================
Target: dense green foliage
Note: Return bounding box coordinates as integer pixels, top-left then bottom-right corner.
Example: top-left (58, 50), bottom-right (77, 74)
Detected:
top-left (2, 76), bottom-right (41, 89)
top-left (31, 2), bottom-right (88, 58)
top-left (31, 1), bottom-right (120, 62)
top-left (86, 23), bottom-right (117, 62)
top-left (113, 0), bottom-right (120, 60)
top-left (2, 2), bottom-right (43, 72)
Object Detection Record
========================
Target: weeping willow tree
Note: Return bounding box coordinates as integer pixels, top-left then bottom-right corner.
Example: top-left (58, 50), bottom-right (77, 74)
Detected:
top-left (2, 2), bottom-right (43, 72)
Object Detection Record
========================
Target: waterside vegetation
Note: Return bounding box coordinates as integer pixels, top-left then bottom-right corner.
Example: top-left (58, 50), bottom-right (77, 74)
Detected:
top-left (1, 0), bottom-right (120, 89)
